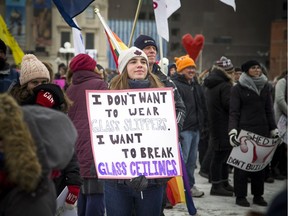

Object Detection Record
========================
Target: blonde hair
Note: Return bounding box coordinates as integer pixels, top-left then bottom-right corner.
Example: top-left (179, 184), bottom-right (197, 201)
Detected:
top-left (109, 68), bottom-right (164, 90)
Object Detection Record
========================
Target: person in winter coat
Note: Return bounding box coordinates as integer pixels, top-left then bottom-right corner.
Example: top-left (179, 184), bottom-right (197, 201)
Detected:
top-left (9, 54), bottom-right (82, 209)
top-left (203, 56), bottom-right (235, 196)
top-left (106, 46), bottom-right (166, 216)
top-left (271, 71), bottom-right (287, 179)
top-left (172, 55), bottom-right (206, 198)
top-left (134, 34), bottom-right (186, 132)
top-left (9, 54), bottom-right (50, 104)
top-left (66, 54), bottom-right (108, 216)
top-left (24, 83), bottom-right (83, 209)
top-left (0, 93), bottom-right (77, 216)
top-left (0, 39), bottom-right (19, 93)
top-left (228, 60), bottom-right (279, 207)
top-left (134, 34), bottom-right (186, 211)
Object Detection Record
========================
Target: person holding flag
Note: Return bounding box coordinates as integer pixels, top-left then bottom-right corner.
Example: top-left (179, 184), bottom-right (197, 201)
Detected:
top-left (134, 34), bottom-right (187, 212)
top-left (133, 35), bottom-right (186, 133)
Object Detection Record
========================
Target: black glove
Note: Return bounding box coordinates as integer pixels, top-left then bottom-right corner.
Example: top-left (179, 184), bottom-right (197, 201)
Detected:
top-left (125, 175), bottom-right (148, 192)
top-left (229, 129), bottom-right (240, 147)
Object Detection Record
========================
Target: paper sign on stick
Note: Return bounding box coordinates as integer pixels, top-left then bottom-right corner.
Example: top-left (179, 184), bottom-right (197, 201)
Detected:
top-left (227, 130), bottom-right (281, 172)
top-left (56, 186), bottom-right (77, 216)
top-left (86, 88), bottom-right (182, 179)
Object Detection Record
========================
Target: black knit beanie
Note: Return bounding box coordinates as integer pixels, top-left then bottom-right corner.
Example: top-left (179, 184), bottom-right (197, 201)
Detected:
top-left (241, 60), bottom-right (260, 73)
top-left (134, 35), bottom-right (158, 51)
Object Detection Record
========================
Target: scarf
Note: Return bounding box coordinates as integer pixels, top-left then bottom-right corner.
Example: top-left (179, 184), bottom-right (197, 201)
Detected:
top-left (239, 73), bottom-right (268, 95)
top-left (128, 78), bottom-right (150, 89)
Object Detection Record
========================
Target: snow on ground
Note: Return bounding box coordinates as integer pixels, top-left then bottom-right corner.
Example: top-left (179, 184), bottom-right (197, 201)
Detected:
top-left (164, 167), bottom-right (287, 216)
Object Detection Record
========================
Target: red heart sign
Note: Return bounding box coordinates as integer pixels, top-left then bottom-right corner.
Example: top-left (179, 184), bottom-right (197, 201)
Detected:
top-left (182, 34), bottom-right (205, 61)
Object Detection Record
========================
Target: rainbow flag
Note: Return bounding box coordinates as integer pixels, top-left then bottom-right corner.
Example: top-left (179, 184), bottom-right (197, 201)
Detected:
top-left (167, 144), bottom-right (197, 215)
top-left (95, 8), bottom-right (128, 67)
top-left (0, 15), bottom-right (24, 65)
top-left (105, 31), bottom-right (128, 68)
top-left (167, 176), bottom-right (186, 205)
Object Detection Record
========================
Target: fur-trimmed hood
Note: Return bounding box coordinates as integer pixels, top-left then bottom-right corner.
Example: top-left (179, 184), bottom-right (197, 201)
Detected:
top-left (0, 94), bottom-right (41, 192)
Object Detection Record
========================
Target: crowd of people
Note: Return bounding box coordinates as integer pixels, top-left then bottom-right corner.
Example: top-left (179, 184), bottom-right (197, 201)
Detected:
top-left (0, 33), bottom-right (286, 216)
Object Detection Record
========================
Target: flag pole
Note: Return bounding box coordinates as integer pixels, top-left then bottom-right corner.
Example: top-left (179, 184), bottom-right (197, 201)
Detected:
top-left (158, 35), bottom-right (164, 70)
top-left (128, 0), bottom-right (143, 47)
top-left (94, 8), bottom-right (121, 52)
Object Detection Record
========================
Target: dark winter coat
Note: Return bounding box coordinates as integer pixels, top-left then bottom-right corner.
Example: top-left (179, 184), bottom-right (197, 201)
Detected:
top-left (0, 63), bottom-right (19, 93)
top-left (0, 103), bottom-right (77, 216)
top-left (172, 73), bottom-right (206, 131)
top-left (229, 76), bottom-right (277, 137)
top-left (53, 153), bottom-right (83, 196)
top-left (0, 179), bottom-right (57, 216)
top-left (152, 64), bottom-right (186, 131)
top-left (66, 70), bottom-right (108, 178)
top-left (204, 67), bottom-right (233, 151)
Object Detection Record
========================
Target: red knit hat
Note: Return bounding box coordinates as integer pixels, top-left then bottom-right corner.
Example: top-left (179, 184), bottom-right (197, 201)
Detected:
top-left (69, 54), bottom-right (97, 73)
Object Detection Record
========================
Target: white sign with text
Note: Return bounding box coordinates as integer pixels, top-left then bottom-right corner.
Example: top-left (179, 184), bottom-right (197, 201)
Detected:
top-left (227, 130), bottom-right (281, 172)
top-left (86, 88), bottom-right (182, 179)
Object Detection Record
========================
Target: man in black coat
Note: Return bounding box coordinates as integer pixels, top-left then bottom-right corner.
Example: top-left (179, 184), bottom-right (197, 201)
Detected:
top-left (172, 55), bottom-right (206, 197)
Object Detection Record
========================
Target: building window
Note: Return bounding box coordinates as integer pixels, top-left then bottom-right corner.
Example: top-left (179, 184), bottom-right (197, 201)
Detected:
top-left (86, 33), bottom-right (94, 49)
top-left (61, 32), bottom-right (70, 47)
top-left (139, 12), bottom-right (146, 20)
top-left (148, 12), bottom-right (155, 20)
top-left (213, 36), bottom-right (232, 44)
top-left (142, 0), bottom-right (152, 5)
top-left (171, 28), bottom-right (180, 37)
top-left (171, 13), bottom-right (180, 22)
top-left (170, 42), bottom-right (180, 51)
top-left (283, 1), bottom-right (287, 19)
top-left (86, 6), bottom-right (95, 19)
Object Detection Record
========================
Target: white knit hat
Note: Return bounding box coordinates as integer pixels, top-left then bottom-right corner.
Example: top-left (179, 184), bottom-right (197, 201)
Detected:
top-left (118, 46), bottom-right (149, 73)
top-left (20, 54), bottom-right (50, 85)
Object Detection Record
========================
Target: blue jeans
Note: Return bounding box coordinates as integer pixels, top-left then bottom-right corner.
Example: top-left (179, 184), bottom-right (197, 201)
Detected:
top-left (180, 130), bottom-right (200, 188)
top-left (77, 193), bottom-right (105, 216)
top-left (104, 181), bottom-right (164, 216)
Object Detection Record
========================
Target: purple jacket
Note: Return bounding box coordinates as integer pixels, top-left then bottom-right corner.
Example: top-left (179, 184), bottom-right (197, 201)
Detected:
top-left (66, 70), bottom-right (108, 178)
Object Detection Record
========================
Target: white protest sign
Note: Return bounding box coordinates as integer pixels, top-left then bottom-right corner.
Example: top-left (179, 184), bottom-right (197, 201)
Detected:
top-left (227, 130), bottom-right (281, 172)
top-left (277, 114), bottom-right (287, 144)
top-left (56, 187), bottom-right (77, 216)
top-left (86, 88), bottom-right (182, 179)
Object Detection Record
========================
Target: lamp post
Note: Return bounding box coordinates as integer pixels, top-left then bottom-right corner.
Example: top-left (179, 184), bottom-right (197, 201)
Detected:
top-left (59, 42), bottom-right (75, 66)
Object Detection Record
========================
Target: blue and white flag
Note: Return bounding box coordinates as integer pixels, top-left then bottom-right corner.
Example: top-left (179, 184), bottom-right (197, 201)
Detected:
top-left (72, 18), bottom-right (85, 55)
top-left (52, 0), bottom-right (94, 29)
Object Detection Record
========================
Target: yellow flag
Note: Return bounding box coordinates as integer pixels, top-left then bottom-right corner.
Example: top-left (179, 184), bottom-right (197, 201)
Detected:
top-left (0, 15), bottom-right (24, 65)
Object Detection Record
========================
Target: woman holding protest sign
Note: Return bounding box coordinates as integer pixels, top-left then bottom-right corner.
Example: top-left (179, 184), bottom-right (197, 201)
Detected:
top-left (228, 60), bottom-right (278, 207)
top-left (106, 46), bottom-right (167, 216)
